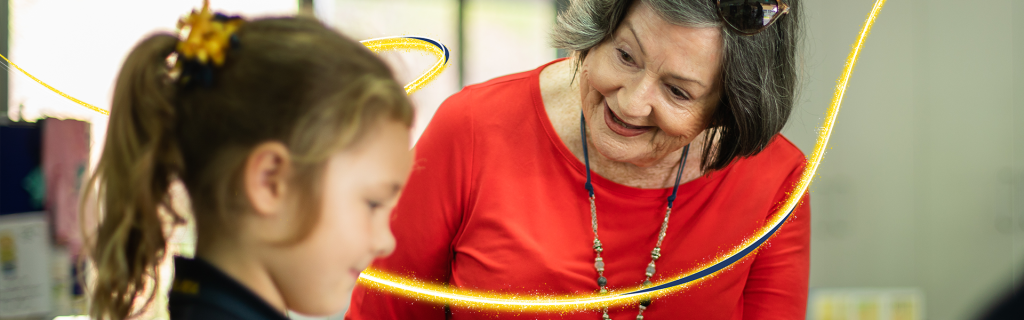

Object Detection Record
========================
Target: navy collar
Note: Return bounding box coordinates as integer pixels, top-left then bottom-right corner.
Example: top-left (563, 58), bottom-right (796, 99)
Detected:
top-left (169, 257), bottom-right (290, 320)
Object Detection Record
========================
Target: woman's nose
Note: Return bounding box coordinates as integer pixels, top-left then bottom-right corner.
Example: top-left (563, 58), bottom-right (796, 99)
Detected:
top-left (620, 75), bottom-right (660, 119)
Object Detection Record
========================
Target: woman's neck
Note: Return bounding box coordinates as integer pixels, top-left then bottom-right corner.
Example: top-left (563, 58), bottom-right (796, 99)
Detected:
top-left (539, 58), bottom-right (704, 189)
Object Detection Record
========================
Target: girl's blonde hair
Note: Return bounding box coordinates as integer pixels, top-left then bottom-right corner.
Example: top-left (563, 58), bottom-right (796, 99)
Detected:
top-left (83, 17), bottom-right (412, 320)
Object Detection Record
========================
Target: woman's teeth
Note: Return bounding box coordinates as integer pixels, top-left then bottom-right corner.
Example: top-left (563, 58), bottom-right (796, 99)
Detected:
top-left (611, 110), bottom-right (642, 129)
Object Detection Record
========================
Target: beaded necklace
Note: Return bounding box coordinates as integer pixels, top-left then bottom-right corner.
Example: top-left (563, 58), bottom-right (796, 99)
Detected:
top-left (580, 112), bottom-right (689, 320)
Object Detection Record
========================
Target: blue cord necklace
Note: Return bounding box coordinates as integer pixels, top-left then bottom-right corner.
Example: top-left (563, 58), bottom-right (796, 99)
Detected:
top-left (580, 112), bottom-right (689, 320)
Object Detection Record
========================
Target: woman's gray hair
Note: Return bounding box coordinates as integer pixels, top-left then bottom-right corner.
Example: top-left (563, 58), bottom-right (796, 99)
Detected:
top-left (551, 0), bottom-right (801, 172)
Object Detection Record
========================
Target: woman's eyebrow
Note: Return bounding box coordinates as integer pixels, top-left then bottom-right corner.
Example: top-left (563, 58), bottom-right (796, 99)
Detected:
top-left (627, 23), bottom-right (647, 57)
top-left (626, 23), bottom-right (707, 89)
top-left (669, 74), bottom-right (707, 89)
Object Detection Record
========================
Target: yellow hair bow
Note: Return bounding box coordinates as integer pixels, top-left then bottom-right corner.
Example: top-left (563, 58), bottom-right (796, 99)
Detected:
top-left (176, 0), bottom-right (243, 67)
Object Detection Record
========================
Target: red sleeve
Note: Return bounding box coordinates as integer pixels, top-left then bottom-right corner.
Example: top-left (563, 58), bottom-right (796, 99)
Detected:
top-left (742, 162), bottom-right (811, 319)
top-left (345, 88), bottom-right (476, 319)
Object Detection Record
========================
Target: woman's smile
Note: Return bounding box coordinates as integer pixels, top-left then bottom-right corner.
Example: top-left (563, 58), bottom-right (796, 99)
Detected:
top-left (603, 101), bottom-right (653, 137)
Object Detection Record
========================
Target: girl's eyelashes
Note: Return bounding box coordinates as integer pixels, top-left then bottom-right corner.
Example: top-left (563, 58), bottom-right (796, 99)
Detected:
top-left (366, 200), bottom-right (382, 211)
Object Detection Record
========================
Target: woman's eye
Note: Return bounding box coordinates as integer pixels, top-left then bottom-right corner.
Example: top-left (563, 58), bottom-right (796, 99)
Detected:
top-left (616, 49), bottom-right (634, 64)
top-left (668, 85), bottom-right (689, 100)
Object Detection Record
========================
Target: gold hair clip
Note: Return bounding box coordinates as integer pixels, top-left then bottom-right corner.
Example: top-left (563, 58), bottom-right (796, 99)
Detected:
top-left (176, 0), bottom-right (243, 67)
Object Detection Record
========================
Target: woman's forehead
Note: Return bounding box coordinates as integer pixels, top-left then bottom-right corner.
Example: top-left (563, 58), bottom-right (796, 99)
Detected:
top-left (617, 3), bottom-right (723, 85)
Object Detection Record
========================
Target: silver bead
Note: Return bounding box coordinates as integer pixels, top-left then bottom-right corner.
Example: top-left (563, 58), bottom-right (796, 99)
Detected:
top-left (595, 257), bottom-right (605, 272)
top-left (645, 262), bottom-right (656, 277)
top-left (650, 248), bottom-right (661, 260)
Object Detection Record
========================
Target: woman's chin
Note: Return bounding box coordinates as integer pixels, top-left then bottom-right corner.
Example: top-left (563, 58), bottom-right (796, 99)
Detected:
top-left (589, 134), bottom-right (659, 167)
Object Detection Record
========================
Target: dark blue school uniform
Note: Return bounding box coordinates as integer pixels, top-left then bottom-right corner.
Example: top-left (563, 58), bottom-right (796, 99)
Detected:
top-left (980, 283), bottom-right (1024, 319)
top-left (169, 257), bottom-right (290, 320)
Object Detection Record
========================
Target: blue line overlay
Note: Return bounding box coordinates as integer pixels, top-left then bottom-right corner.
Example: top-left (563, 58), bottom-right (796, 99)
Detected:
top-left (407, 36), bottom-right (449, 66)
top-left (624, 204), bottom-right (797, 296)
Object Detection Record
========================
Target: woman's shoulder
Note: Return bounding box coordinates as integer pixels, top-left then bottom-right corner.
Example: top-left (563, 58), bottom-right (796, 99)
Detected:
top-left (439, 66), bottom-right (544, 115)
top-left (762, 134), bottom-right (808, 165)
top-left (423, 64), bottom-right (552, 142)
top-left (436, 59), bottom-right (565, 120)
top-left (721, 134), bottom-right (807, 181)
top-left (466, 69), bottom-right (539, 92)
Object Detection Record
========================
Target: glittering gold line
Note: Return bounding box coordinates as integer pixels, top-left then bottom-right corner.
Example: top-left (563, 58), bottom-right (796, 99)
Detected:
top-left (355, 0), bottom-right (888, 311)
top-left (359, 36), bottom-right (449, 95)
top-left (361, 272), bottom-right (642, 309)
top-left (799, 0), bottom-right (888, 191)
top-left (357, 268), bottom-right (696, 312)
top-left (0, 36), bottom-right (449, 117)
top-left (0, 53), bottom-right (110, 115)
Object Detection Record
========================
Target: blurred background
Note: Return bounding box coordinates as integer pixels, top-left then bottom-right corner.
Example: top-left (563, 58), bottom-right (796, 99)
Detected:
top-left (0, 0), bottom-right (1020, 319)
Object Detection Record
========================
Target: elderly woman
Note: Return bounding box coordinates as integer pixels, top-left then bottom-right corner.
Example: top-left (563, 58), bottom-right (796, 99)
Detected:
top-left (347, 0), bottom-right (806, 319)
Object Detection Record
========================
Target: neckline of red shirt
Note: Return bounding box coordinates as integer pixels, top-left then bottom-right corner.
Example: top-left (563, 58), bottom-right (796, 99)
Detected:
top-left (527, 58), bottom-right (720, 201)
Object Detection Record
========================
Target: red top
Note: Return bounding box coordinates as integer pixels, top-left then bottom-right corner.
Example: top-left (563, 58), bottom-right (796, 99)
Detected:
top-left (346, 60), bottom-right (810, 320)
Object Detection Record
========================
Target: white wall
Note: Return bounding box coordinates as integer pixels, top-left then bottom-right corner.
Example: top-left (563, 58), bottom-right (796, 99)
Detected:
top-left (783, 0), bottom-right (1024, 319)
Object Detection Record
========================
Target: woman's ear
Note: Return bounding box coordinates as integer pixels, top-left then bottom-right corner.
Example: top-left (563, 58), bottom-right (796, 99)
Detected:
top-left (578, 55), bottom-right (600, 110)
top-left (244, 142), bottom-right (293, 217)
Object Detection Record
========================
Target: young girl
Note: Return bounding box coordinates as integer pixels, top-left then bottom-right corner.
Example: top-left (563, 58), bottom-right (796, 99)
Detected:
top-left (84, 3), bottom-right (413, 320)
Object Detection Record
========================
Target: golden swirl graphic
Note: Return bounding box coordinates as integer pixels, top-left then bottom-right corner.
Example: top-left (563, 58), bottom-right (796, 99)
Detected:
top-left (0, 53), bottom-right (110, 115)
top-left (360, 36), bottom-right (450, 95)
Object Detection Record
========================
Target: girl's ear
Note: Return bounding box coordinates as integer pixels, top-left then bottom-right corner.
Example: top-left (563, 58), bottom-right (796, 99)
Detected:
top-left (244, 142), bottom-right (293, 217)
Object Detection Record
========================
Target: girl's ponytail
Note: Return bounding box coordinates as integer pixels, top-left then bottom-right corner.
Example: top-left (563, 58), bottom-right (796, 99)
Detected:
top-left (84, 33), bottom-right (184, 320)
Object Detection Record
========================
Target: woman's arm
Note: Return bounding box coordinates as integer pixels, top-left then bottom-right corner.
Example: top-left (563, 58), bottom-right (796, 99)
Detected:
top-left (345, 89), bottom-right (477, 320)
top-left (742, 163), bottom-right (811, 319)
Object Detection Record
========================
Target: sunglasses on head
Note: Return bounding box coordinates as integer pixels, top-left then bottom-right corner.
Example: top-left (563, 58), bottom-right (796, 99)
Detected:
top-left (716, 0), bottom-right (790, 35)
